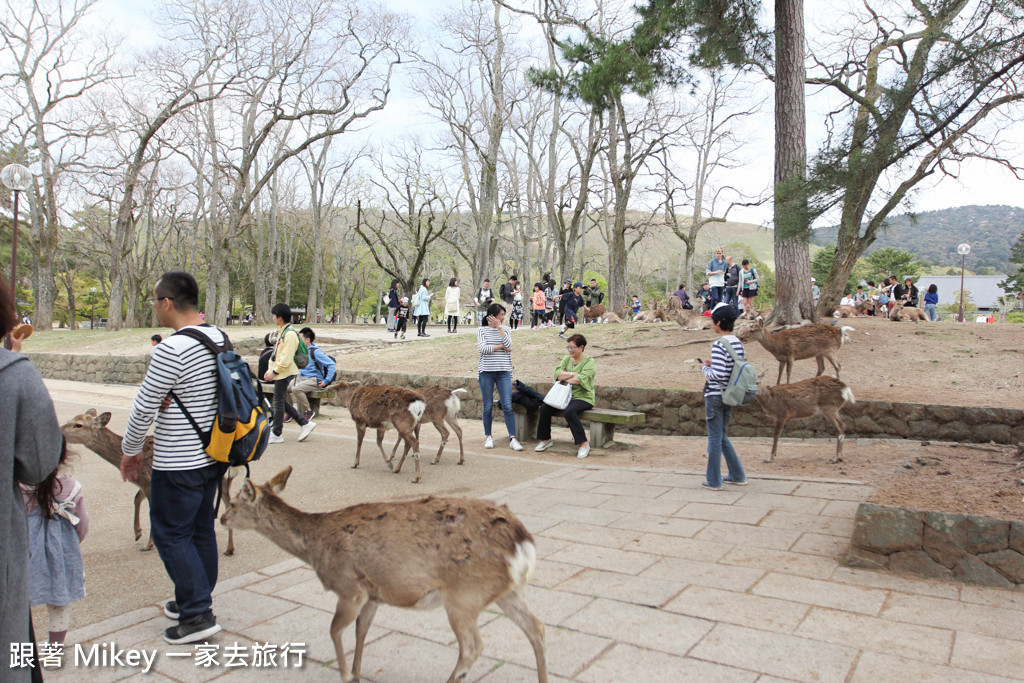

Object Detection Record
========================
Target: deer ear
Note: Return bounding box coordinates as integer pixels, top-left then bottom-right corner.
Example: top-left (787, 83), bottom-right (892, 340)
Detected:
top-left (97, 412), bottom-right (112, 427)
top-left (85, 408), bottom-right (97, 416)
top-left (239, 479), bottom-right (257, 502)
top-left (266, 466), bottom-right (292, 493)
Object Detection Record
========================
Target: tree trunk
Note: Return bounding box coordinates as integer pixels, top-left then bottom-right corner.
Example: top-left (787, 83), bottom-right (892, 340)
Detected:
top-left (769, 0), bottom-right (814, 325)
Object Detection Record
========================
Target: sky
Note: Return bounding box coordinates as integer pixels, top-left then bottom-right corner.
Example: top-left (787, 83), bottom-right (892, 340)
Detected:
top-left (93, 0), bottom-right (1024, 229)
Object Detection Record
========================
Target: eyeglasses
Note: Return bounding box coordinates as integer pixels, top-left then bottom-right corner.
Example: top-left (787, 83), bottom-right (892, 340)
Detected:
top-left (566, 345), bottom-right (578, 350)
top-left (149, 296), bottom-right (173, 304)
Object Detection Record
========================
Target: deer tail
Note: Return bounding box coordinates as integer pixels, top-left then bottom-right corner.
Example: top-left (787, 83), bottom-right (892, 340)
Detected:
top-left (841, 386), bottom-right (855, 404)
top-left (840, 326), bottom-right (854, 344)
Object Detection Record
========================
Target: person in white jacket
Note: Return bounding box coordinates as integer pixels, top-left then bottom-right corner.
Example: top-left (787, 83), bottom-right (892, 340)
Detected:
top-left (444, 278), bottom-right (461, 333)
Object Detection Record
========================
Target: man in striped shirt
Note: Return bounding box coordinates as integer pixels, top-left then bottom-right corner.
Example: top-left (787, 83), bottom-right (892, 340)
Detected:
top-left (120, 271), bottom-right (226, 644)
top-left (699, 304), bottom-right (748, 490)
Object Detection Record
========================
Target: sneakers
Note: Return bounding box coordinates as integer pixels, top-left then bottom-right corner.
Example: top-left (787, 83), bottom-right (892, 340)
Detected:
top-left (577, 445), bottom-right (590, 459)
top-left (558, 333), bottom-right (566, 340)
top-left (509, 437), bottom-right (523, 451)
top-left (164, 612), bottom-right (221, 645)
top-left (268, 433), bottom-right (284, 444)
top-left (164, 601), bottom-right (179, 620)
top-left (302, 409), bottom-right (316, 420)
top-left (283, 413), bottom-right (292, 423)
top-left (484, 436), bottom-right (494, 449)
top-left (700, 481), bottom-right (723, 491)
top-left (298, 421), bottom-right (317, 442)
top-left (723, 477), bottom-right (748, 486)
top-left (400, 334), bottom-right (405, 339)
top-left (535, 440), bottom-right (553, 452)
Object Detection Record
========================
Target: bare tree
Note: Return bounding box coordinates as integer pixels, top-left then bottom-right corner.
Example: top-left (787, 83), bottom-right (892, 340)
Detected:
top-left (0, 0), bottom-right (117, 329)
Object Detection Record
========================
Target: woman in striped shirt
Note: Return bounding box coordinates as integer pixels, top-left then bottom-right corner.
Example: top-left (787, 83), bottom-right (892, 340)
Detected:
top-left (699, 305), bottom-right (748, 490)
top-left (477, 303), bottom-right (523, 451)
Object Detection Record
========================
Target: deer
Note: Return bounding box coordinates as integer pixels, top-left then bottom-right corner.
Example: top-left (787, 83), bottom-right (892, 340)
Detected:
top-left (739, 318), bottom-right (854, 385)
top-left (389, 386), bottom-right (467, 467)
top-left (60, 409), bottom-right (240, 555)
top-left (325, 381), bottom-right (428, 483)
top-left (889, 302), bottom-right (928, 322)
top-left (221, 466), bottom-right (548, 683)
top-left (581, 304), bottom-right (607, 322)
top-left (754, 375), bottom-right (855, 464)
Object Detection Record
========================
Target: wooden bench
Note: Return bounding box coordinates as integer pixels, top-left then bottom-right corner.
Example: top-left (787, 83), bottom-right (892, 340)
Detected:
top-left (260, 384), bottom-right (331, 416)
top-left (512, 404), bottom-right (645, 449)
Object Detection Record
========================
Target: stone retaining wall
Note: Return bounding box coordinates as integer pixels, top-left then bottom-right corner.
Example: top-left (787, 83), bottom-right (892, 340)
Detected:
top-left (847, 502), bottom-right (1024, 587)
top-left (26, 358), bottom-right (1024, 445)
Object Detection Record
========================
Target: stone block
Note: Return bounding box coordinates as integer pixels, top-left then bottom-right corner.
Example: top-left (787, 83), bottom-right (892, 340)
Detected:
top-left (851, 503), bottom-right (923, 554)
top-left (892, 403), bottom-right (926, 422)
top-left (888, 550), bottom-right (953, 579)
top-left (927, 404), bottom-right (963, 423)
top-left (966, 515), bottom-right (1009, 554)
top-left (844, 547), bottom-right (889, 570)
top-left (853, 415), bottom-right (883, 434)
top-left (974, 424), bottom-right (1012, 443)
top-left (936, 421), bottom-right (972, 442)
top-left (922, 511), bottom-right (967, 568)
top-left (1011, 522), bottom-right (1024, 554)
top-left (962, 406), bottom-right (999, 426)
top-left (876, 415), bottom-right (910, 438)
top-left (977, 549), bottom-right (1024, 583)
top-left (954, 554), bottom-right (1014, 588)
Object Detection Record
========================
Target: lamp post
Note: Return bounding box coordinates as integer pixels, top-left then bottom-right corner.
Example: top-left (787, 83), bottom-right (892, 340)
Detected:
top-left (956, 243), bottom-right (971, 322)
top-left (2, 163), bottom-right (32, 350)
top-left (90, 287), bottom-right (97, 330)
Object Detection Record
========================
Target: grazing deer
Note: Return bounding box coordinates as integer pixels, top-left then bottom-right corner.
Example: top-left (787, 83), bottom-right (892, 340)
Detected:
top-left (889, 302), bottom-right (928, 322)
top-left (60, 409), bottom-right (239, 555)
top-left (740, 318), bottom-right (853, 385)
top-left (754, 375), bottom-right (855, 463)
top-left (326, 381), bottom-right (428, 483)
top-left (389, 386), bottom-right (466, 467)
top-left (221, 466), bottom-right (548, 683)
top-left (581, 304), bottom-right (607, 322)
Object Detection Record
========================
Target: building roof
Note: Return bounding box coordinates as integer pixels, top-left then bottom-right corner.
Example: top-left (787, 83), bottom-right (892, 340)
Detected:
top-left (913, 275), bottom-right (1009, 309)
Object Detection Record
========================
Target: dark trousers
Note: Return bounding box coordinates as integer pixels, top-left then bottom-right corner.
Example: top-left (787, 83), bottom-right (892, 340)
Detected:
top-left (273, 376), bottom-right (307, 435)
top-left (417, 315), bottom-right (428, 335)
top-left (532, 310), bottom-right (543, 327)
top-left (150, 462), bottom-right (226, 622)
top-left (447, 315), bottom-right (458, 332)
top-left (396, 317), bottom-right (408, 334)
top-left (537, 399), bottom-right (593, 445)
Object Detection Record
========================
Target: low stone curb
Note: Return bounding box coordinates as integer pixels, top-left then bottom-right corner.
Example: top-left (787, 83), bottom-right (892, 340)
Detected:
top-left (847, 501), bottom-right (1024, 587)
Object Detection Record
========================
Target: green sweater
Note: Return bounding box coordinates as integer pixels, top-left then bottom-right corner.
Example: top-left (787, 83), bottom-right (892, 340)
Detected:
top-left (554, 355), bottom-right (596, 405)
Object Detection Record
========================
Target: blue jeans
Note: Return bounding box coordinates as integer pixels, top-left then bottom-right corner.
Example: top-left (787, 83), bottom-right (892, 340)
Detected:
top-left (478, 370), bottom-right (516, 438)
top-left (924, 303), bottom-right (937, 321)
top-left (710, 286), bottom-right (725, 303)
top-left (150, 462), bottom-right (226, 622)
top-left (724, 286), bottom-right (738, 308)
top-left (705, 394), bottom-right (746, 487)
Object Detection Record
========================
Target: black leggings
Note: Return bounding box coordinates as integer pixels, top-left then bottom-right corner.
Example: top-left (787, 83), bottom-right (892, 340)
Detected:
top-left (447, 315), bottom-right (458, 332)
top-left (417, 315), bottom-right (428, 335)
top-left (532, 310), bottom-right (543, 327)
top-left (273, 377), bottom-right (307, 435)
top-left (537, 399), bottom-right (593, 445)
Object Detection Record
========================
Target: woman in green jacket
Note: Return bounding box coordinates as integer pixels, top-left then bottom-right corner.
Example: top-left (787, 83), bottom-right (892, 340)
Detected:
top-left (534, 333), bottom-right (596, 458)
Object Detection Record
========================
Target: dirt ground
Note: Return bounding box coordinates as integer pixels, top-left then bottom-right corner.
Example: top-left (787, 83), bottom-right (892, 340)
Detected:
top-left (333, 316), bottom-right (1024, 520)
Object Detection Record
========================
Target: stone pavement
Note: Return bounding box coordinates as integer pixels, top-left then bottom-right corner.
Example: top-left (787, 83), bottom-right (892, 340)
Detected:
top-left (33, 463), bottom-right (1024, 682)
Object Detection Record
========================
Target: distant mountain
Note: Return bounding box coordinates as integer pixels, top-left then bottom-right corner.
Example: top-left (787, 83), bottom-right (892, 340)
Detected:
top-left (810, 205), bottom-right (1024, 273)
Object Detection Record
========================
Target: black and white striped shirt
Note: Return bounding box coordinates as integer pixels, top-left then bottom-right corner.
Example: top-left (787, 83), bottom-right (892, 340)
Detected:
top-left (701, 335), bottom-right (745, 397)
top-left (477, 326), bottom-right (513, 373)
top-left (123, 325), bottom-right (223, 471)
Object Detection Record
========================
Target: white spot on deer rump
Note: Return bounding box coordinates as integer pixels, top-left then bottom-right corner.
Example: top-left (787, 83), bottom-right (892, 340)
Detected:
top-left (841, 387), bottom-right (856, 404)
top-left (408, 400), bottom-right (426, 422)
top-left (506, 540), bottom-right (537, 590)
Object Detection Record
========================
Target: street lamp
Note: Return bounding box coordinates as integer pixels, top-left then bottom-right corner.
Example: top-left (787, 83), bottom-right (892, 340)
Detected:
top-left (2, 163), bottom-right (32, 349)
top-left (957, 243), bottom-right (971, 322)
top-left (90, 287), bottom-right (97, 330)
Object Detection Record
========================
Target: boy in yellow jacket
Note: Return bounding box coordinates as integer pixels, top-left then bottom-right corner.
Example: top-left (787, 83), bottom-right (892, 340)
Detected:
top-left (263, 303), bottom-right (317, 443)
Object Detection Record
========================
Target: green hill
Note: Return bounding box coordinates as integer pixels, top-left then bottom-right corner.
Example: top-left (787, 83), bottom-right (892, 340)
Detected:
top-left (810, 205), bottom-right (1024, 273)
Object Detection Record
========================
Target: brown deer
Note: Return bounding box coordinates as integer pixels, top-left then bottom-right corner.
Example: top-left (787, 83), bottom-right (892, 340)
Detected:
top-left (754, 376), bottom-right (855, 463)
top-left (581, 304), bottom-right (607, 322)
top-left (740, 318), bottom-right (853, 385)
top-left (325, 381), bottom-right (428, 483)
top-left (61, 409), bottom-right (239, 555)
top-left (389, 386), bottom-right (466, 467)
top-left (221, 466), bottom-right (548, 683)
top-left (889, 302), bottom-right (928, 322)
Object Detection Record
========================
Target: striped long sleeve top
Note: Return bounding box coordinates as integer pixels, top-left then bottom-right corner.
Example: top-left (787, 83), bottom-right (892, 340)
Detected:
top-left (700, 335), bottom-right (745, 397)
top-left (477, 325), bottom-right (514, 373)
top-left (122, 325), bottom-right (223, 471)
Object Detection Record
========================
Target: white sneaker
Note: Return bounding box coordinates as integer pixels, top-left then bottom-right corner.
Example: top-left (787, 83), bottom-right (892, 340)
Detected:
top-left (484, 436), bottom-right (494, 449)
top-left (268, 433), bottom-right (284, 444)
top-left (577, 445), bottom-right (590, 459)
top-left (297, 421), bottom-right (317, 442)
top-left (534, 440), bottom-right (553, 452)
top-left (509, 437), bottom-right (523, 451)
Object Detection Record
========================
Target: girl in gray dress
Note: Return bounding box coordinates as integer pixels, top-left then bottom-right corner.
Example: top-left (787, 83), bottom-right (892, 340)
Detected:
top-left (20, 448), bottom-right (89, 646)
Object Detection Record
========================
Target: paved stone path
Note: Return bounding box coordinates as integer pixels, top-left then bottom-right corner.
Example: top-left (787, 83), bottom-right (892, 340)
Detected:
top-left (36, 463), bottom-right (1024, 682)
